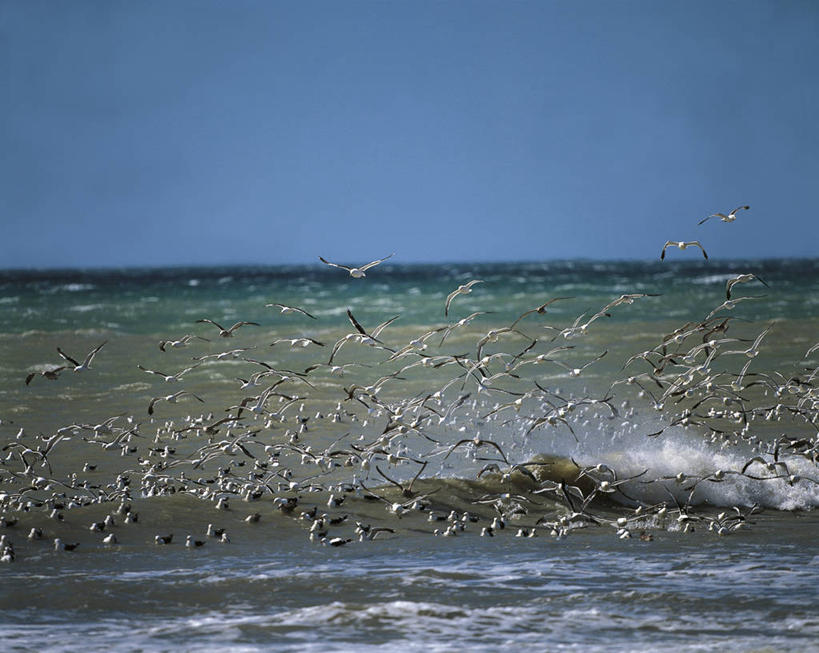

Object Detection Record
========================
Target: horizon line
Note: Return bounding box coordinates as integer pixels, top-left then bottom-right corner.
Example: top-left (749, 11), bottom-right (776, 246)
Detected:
top-left (1, 254), bottom-right (816, 275)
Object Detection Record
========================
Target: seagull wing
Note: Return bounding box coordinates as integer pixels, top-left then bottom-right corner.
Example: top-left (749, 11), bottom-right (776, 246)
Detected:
top-left (319, 256), bottom-right (352, 272)
top-left (346, 309), bottom-right (369, 336)
top-left (147, 397), bottom-right (161, 415)
top-left (699, 213), bottom-right (727, 225)
top-left (371, 314), bottom-right (400, 338)
top-left (83, 341), bottom-right (107, 366)
top-left (444, 289), bottom-right (461, 316)
top-left (56, 347), bottom-right (80, 367)
top-left (359, 253), bottom-right (395, 272)
top-left (197, 318), bottom-right (225, 331)
top-left (227, 322), bottom-right (260, 334)
top-left (137, 365), bottom-right (166, 377)
top-left (268, 304), bottom-right (317, 319)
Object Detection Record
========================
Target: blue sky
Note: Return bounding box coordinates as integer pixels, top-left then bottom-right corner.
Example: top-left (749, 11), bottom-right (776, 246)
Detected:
top-left (1, 0), bottom-right (817, 268)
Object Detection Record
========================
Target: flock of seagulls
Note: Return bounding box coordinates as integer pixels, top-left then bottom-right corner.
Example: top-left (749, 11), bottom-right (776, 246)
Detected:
top-left (2, 203), bottom-right (819, 563)
top-left (661, 204), bottom-right (751, 261)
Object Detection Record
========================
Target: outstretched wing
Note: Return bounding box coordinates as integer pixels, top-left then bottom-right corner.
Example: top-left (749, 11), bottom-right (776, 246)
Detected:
top-left (197, 318), bottom-right (225, 331)
top-left (319, 256), bottom-right (352, 272)
top-left (359, 253), bottom-right (395, 272)
top-left (56, 347), bottom-right (80, 367)
top-left (83, 341), bottom-right (107, 366)
top-left (346, 309), bottom-right (368, 336)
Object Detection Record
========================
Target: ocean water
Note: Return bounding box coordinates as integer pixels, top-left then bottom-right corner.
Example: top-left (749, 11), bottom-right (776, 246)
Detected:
top-left (1, 259), bottom-right (818, 651)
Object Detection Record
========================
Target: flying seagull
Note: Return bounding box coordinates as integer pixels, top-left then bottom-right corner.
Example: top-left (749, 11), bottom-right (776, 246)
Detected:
top-left (57, 341), bottom-right (107, 372)
top-left (698, 205), bottom-right (750, 225)
top-left (318, 253), bottom-right (395, 278)
top-left (445, 280), bottom-right (483, 316)
top-left (196, 319), bottom-right (260, 337)
top-left (660, 241), bottom-right (708, 260)
top-left (25, 366), bottom-right (66, 385)
top-left (265, 303), bottom-right (317, 319)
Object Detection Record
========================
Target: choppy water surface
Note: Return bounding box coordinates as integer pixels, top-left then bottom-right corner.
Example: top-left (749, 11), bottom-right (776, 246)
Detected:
top-left (1, 259), bottom-right (818, 651)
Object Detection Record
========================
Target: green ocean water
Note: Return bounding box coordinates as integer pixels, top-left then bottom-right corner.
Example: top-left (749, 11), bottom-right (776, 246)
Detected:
top-left (1, 259), bottom-right (818, 651)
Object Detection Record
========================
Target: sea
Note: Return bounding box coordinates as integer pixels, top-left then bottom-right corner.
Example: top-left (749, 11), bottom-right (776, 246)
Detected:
top-left (1, 259), bottom-right (818, 652)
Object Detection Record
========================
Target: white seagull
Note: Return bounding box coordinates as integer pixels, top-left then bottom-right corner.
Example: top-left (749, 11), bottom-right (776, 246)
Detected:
top-left (660, 241), bottom-right (708, 260)
top-left (137, 362), bottom-right (201, 383)
top-left (318, 253), bottom-right (395, 278)
top-left (196, 319), bottom-right (260, 337)
top-left (57, 341), bottom-right (107, 372)
top-left (445, 280), bottom-right (483, 316)
top-left (265, 303), bottom-right (317, 319)
top-left (698, 205), bottom-right (750, 225)
top-left (148, 390), bottom-right (205, 415)
top-left (159, 334), bottom-right (210, 352)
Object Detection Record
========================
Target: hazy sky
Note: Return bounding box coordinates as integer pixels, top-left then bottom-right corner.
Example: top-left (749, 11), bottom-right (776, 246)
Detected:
top-left (2, 1), bottom-right (817, 268)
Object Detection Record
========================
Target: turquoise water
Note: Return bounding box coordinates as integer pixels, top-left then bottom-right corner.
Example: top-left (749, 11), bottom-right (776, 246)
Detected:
top-left (1, 259), bottom-right (818, 651)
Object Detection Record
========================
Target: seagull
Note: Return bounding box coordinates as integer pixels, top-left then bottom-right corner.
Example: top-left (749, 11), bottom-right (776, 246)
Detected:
top-left (193, 347), bottom-right (257, 363)
top-left (25, 366), bottom-right (66, 385)
top-left (443, 434), bottom-right (509, 465)
top-left (137, 362), bottom-right (201, 383)
top-left (54, 538), bottom-right (79, 551)
top-left (725, 273), bottom-right (768, 299)
top-left (159, 334), bottom-right (210, 352)
top-left (265, 303), bottom-right (317, 319)
top-left (704, 295), bottom-right (765, 321)
top-left (550, 349), bottom-right (608, 377)
top-left (269, 337), bottom-right (325, 349)
top-left (445, 280), bottom-right (483, 316)
top-left (509, 297), bottom-right (574, 329)
top-left (57, 341), bottom-right (107, 372)
top-left (148, 390), bottom-right (205, 415)
top-left (660, 241), bottom-right (708, 260)
top-left (326, 311), bottom-right (399, 363)
top-left (196, 319), bottom-right (260, 337)
top-left (319, 253), bottom-right (395, 278)
top-left (698, 205), bottom-right (750, 225)
top-left (185, 535), bottom-right (205, 548)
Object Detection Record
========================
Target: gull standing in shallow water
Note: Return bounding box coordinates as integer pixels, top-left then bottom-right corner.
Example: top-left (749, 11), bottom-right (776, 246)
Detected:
top-left (319, 253), bottom-right (395, 278)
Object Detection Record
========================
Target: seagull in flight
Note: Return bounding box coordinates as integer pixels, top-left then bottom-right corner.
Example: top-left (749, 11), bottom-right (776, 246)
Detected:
top-left (445, 280), bottom-right (483, 316)
top-left (698, 205), bottom-right (750, 225)
top-left (137, 362), bottom-right (201, 383)
top-left (197, 319), bottom-right (260, 337)
top-left (25, 366), bottom-right (66, 385)
top-left (265, 303), bottom-right (317, 319)
top-left (318, 253), bottom-right (395, 278)
top-left (660, 241), bottom-right (708, 260)
top-left (158, 334), bottom-right (210, 352)
top-left (509, 297), bottom-right (573, 329)
top-left (148, 390), bottom-right (205, 416)
top-left (57, 341), bottom-right (107, 372)
top-left (725, 273), bottom-right (768, 299)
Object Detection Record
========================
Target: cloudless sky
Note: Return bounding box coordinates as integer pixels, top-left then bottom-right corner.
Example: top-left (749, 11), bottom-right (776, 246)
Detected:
top-left (1, 0), bottom-right (817, 268)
